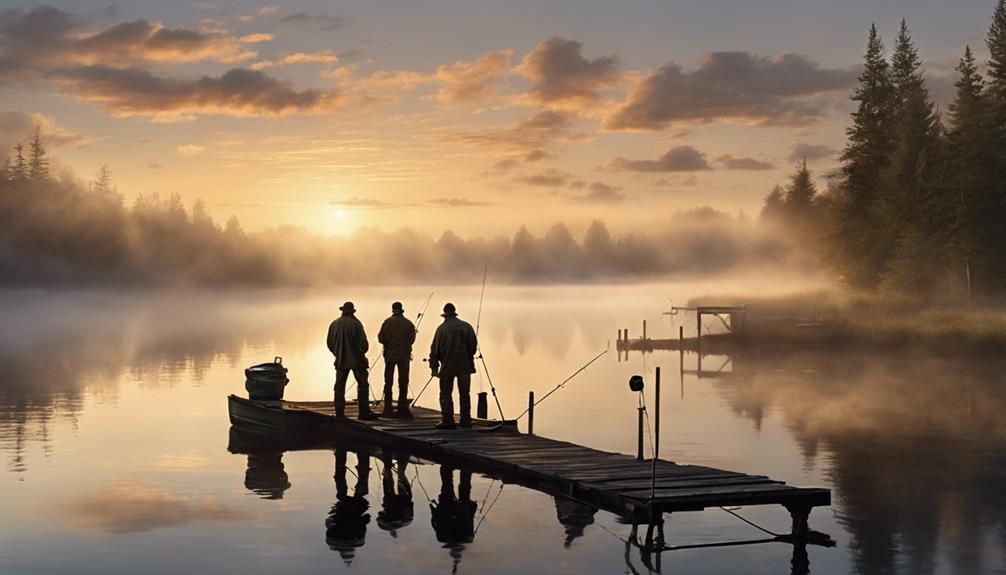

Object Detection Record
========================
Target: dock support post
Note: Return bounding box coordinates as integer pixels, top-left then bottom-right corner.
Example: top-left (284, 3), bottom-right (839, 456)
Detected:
top-left (637, 406), bottom-right (645, 461)
top-left (527, 391), bottom-right (534, 436)
top-left (784, 504), bottom-right (811, 538)
top-left (650, 367), bottom-right (660, 500)
top-left (643, 320), bottom-right (647, 340)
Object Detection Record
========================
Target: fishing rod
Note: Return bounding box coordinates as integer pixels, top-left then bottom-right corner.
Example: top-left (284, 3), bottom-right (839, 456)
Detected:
top-left (514, 348), bottom-right (609, 420)
top-left (473, 265), bottom-right (506, 420)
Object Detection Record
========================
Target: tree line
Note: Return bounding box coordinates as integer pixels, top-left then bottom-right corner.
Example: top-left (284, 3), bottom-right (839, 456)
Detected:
top-left (763, 2), bottom-right (1006, 299)
top-left (0, 139), bottom-right (794, 286)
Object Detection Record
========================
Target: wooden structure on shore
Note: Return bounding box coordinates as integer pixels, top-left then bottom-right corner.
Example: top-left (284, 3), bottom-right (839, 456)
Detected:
top-left (228, 394), bottom-right (831, 544)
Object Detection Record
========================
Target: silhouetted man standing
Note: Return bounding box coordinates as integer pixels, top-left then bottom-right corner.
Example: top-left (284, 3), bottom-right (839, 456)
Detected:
top-left (378, 301), bottom-right (416, 418)
top-left (429, 303), bottom-right (477, 429)
top-left (327, 301), bottom-right (378, 420)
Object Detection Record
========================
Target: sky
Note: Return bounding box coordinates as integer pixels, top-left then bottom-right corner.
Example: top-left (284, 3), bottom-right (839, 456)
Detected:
top-left (0, 0), bottom-right (998, 236)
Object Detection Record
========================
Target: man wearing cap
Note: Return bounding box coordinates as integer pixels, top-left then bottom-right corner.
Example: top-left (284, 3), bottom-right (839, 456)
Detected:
top-left (327, 301), bottom-right (378, 420)
top-left (428, 303), bottom-right (478, 429)
top-left (378, 301), bottom-right (416, 418)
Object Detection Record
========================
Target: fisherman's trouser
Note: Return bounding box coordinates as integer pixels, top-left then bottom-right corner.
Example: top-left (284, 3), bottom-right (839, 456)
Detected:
top-left (383, 357), bottom-right (410, 405)
top-left (438, 372), bottom-right (471, 424)
top-left (334, 367), bottom-right (369, 415)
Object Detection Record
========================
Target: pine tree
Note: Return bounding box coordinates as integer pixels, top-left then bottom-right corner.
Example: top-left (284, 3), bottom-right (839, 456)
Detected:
top-left (985, 0), bottom-right (1006, 289)
top-left (760, 185), bottom-right (785, 222)
top-left (784, 160), bottom-right (818, 215)
top-left (28, 127), bottom-right (50, 181)
top-left (0, 157), bottom-right (10, 183)
top-left (947, 46), bottom-right (995, 297)
top-left (11, 143), bottom-right (28, 181)
top-left (835, 24), bottom-right (896, 288)
top-left (879, 19), bottom-right (943, 292)
top-left (91, 163), bottom-right (115, 195)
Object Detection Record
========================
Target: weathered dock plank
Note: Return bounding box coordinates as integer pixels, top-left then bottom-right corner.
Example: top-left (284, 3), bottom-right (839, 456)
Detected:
top-left (228, 395), bottom-right (830, 529)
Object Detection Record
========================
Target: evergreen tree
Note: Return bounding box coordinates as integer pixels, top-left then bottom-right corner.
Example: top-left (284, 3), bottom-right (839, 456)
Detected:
top-left (835, 24), bottom-right (896, 288)
top-left (11, 143), bottom-right (28, 181)
top-left (985, 0), bottom-right (1006, 289)
top-left (879, 19), bottom-right (944, 292)
top-left (947, 46), bottom-right (995, 297)
top-left (784, 160), bottom-right (818, 216)
top-left (28, 127), bottom-right (50, 181)
top-left (91, 163), bottom-right (115, 195)
top-left (0, 157), bottom-right (10, 183)
top-left (760, 185), bottom-right (785, 222)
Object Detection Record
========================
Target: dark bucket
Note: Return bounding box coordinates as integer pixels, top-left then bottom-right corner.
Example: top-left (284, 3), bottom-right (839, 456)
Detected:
top-left (245, 356), bottom-right (289, 400)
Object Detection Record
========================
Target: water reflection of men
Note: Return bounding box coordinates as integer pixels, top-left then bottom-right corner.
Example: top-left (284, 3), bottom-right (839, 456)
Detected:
top-left (377, 451), bottom-right (414, 536)
top-left (430, 465), bottom-right (477, 572)
top-left (244, 452), bottom-right (291, 499)
top-left (325, 448), bottom-right (371, 565)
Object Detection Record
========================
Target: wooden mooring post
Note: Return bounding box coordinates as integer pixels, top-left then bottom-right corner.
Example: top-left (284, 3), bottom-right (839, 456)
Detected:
top-left (637, 404), bottom-right (645, 461)
top-left (527, 391), bottom-right (535, 436)
top-left (643, 320), bottom-right (647, 340)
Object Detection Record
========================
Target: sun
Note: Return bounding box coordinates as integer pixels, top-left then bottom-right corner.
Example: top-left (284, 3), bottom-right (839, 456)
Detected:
top-left (334, 207), bottom-right (347, 222)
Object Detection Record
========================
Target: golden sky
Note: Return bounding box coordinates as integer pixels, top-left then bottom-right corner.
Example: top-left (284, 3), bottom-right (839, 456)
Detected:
top-left (0, 1), bottom-right (992, 236)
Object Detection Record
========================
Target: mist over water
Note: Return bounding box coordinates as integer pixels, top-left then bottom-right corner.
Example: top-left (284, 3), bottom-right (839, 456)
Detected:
top-left (1, 286), bottom-right (1004, 574)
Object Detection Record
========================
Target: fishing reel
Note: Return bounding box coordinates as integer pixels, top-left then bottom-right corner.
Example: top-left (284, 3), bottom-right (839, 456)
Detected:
top-left (628, 374), bottom-right (645, 392)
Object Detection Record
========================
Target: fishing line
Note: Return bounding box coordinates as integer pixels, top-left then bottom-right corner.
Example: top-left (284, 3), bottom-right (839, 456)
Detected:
top-left (474, 483), bottom-right (504, 534)
top-left (515, 349), bottom-right (609, 420)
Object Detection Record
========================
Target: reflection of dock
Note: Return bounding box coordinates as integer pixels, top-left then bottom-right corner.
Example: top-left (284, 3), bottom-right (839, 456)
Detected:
top-left (228, 395), bottom-right (831, 538)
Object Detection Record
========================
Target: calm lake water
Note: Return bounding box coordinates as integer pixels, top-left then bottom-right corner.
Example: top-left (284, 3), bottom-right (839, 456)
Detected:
top-left (1, 285), bottom-right (1004, 575)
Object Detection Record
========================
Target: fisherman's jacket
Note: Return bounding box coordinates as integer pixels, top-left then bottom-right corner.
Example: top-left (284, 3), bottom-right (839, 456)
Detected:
top-left (429, 316), bottom-right (477, 378)
top-left (327, 313), bottom-right (370, 370)
top-left (378, 313), bottom-right (416, 362)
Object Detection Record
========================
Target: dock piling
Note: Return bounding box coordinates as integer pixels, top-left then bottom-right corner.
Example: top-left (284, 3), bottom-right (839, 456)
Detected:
top-left (527, 391), bottom-right (535, 436)
top-left (477, 392), bottom-right (488, 419)
top-left (643, 320), bottom-right (647, 340)
top-left (651, 367), bottom-right (660, 500)
top-left (637, 405), bottom-right (645, 461)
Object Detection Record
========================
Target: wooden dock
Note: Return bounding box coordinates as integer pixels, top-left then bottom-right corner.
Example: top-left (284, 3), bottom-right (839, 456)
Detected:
top-left (228, 395), bottom-right (831, 540)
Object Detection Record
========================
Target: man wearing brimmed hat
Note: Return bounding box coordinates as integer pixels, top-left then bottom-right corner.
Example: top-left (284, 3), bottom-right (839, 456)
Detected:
top-left (327, 301), bottom-right (378, 420)
top-left (428, 303), bottom-right (478, 429)
top-left (378, 301), bottom-right (416, 418)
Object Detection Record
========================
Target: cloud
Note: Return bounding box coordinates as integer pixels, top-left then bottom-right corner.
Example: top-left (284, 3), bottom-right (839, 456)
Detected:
top-left (331, 196), bottom-right (390, 208)
top-left (606, 52), bottom-right (856, 130)
top-left (0, 111), bottom-right (90, 152)
top-left (251, 50), bottom-right (339, 70)
top-left (433, 49), bottom-right (511, 103)
top-left (427, 197), bottom-right (491, 207)
top-left (72, 19), bottom-right (259, 64)
top-left (176, 144), bottom-right (207, 156)
top-left (63, 481), bottom-right (253, 534)
top-left (571, 181), bottom-right (626, 203)
top-left (238, 4), bottom-right (280, 22)
top-left (279, 12), bottom-right (344, 30)
top-left (239, 33), bottom-right (274, 43)
top-left (523, 149), bottom-right (552, 162)
top-left (55, 66), bottom-right (342, 121)
top-left (518, 36), bottom-right (620, 104)
top-left (520, 168), bottom-right (568, 187)
top-left (454, 109), bottom-right (576, 155)
top-left (607, 145), bottom-right (712, 172)
top-left (147, 162), bottom-right (163, 169)
top-left (717, 154), bottom-right (775, 170)
top-left (788, 142), bottom-right (837, 163)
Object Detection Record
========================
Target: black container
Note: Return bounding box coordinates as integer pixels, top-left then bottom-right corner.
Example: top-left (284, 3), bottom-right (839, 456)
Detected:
top-left (245, 356), bottom-right (289, 400)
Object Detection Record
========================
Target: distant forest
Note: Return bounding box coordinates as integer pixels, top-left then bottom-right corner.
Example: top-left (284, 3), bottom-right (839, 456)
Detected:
top-left (763, 4), bottom-right (1006, 299)
top-left (0, 132), bottom-right (794, 286)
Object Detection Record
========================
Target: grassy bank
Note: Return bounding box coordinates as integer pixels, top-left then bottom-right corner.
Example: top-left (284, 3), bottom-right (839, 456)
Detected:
top-left (689, 291), bottom-right (1006, 357)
